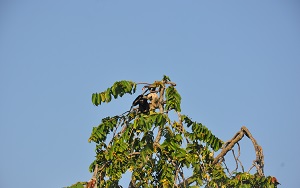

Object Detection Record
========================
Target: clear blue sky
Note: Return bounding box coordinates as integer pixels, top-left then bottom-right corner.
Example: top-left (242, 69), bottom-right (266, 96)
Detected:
top-left (1, 1), bottom-right (299, 187)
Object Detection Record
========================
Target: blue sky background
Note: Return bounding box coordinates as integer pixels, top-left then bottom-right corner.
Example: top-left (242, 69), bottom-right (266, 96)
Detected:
top-left (1, 1), bottom-right (299, 187)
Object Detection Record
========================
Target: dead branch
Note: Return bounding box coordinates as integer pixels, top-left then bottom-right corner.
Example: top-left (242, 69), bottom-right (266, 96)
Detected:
top-left (242, 126), bottom-right (264, 176)
top-left (213, 126), bottom-right (264, 176)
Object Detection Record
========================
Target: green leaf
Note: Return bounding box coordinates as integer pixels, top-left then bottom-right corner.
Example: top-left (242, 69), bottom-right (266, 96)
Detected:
top-left (100, 92), bottom-right (106, 102)
top-left (175, 134), bottom-right (182, 143)
top-left (105, 88), bottom-right (111, 102)
top-left (111, 84), bottom-right (117, 99)
top-left (157, 113), bottom-right (163, 124)
top-left (176, 149), bottom-right (186, 160)
top-left (97, 93), bottom-right (101, 105)
top-left (123, 81), bottom-right (132, 93)
top-left (92, 93), bottom-right (97, 105)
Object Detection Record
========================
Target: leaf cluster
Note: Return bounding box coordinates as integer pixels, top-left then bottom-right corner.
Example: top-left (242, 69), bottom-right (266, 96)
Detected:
top-left (165, 86), bottom-right (181, 112)
top-left (92, 80), bottom-right (136, 106)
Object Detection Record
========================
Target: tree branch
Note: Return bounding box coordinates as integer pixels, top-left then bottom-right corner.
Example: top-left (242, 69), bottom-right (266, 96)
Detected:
top-left (213, 126), bottom-right (264, 176)
top-left (213, 128), bottom-right (245, 165)
top-left (241, 126), bottom-right (264, 176)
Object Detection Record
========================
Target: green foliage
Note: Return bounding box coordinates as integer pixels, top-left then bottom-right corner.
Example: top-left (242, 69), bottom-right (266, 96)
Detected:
top-left (182, 115), bottom-right (223, 152)
top-left (69, 76), bottom-right (279, 188)
top-left (165, 86), bottom-right (181, 112)
top-left (92, 80), bottom-right (136, 106)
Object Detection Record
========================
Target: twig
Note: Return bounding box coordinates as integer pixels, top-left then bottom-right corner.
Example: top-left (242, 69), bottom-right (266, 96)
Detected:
top-left (231, 149), bottom-right (239, 173)
top-left (223, 160), bottom-right (232, 177)
top-left (236, 143), bottom-right (244, 172)
top-left (178, 167), bottom-right (186, 188)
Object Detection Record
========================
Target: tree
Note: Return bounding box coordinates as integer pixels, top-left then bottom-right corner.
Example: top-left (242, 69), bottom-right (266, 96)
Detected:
top-left (68, 76), bottom-right (279, 188)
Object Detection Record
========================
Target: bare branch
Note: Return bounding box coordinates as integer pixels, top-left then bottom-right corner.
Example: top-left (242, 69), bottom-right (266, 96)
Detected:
top-left (213, 126), bottom-right (264, 176)
top-left (213, 129), bottom-right (245, 165)
top-left (232, 149), bottom-right (239, 173)
top-left (223, 160), bottom-right (232, 177)
top-left (236, 143), bottom-right (245, 173)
